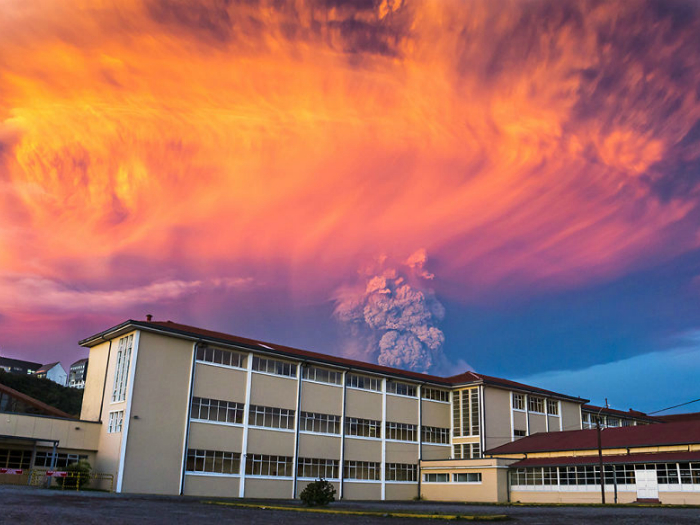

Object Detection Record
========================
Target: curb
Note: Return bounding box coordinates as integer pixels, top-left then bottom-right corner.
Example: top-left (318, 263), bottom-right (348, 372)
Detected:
top-left (203, 501), bottom-right (509, 520)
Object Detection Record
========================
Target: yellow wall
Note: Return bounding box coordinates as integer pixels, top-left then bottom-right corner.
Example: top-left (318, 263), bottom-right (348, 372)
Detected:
top-left (421, 399), bottom-right (450, 428)
top-left (246, 428), bottom-right (295, 456)
top-left (184, 474), bottom-right (239, 497)
top-left (121, 331), bottom-right (194, 495)
top-left (561, 400), bottom-right (582, 431)
top-left (188, 422), bottom-right (243, 451)
top-left (250, 372), bottom-right (297, 410)
top-left (245, 478), bottom-right (292, 498)
top-left (300, 382), bottom-right (342, 414)
top-left (483, 387), bottom-right (512, 450)
top-left (386, 396), bottom-right (418, 424)
top-left (80, 339), bottom-right (111, 421)
top-left (421, 444), bottom-right (451, 460)
top-left (193, 364), bottom-right (247, 402)
top-left (345, 438), bottom-right (381, 462)
top-left (343, 482), bottom-right (381, 500)
top-left (0, 414), bottom-right (100, 451)
top-left (298, 433), bottom-right (340, 458)
top-left (386, 483), bottom-right (418, 500)
top-left (346, 389), bottom-right (381, 420)
top-left (386, 441), bottom-right (418, 464)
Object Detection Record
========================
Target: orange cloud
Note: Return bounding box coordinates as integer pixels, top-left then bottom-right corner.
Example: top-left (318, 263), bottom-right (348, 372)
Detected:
top-left (1, 0), bottom-right (699, 309)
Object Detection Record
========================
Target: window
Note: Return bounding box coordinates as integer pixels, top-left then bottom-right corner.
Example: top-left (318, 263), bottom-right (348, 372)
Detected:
top-left (196, 346), bottom-right (246, 369)
top-left (582, 412), bottom-right (594, 429)
top-left (34, 452), bottom-right (88, 469)
top-left (344, 460), bottom-right (380, 480)
top-left (422, 388), bottom-right (450, 402)
top-left (547, 400), bottom-right (559, 415)
top-left (422, 426), bottom-right (450, 444)
top-left (299, 412), bottom-right (340, 434)
top-left (453, 472), bottom-right (482, 483)
top-left (424, 473), bottom-right (449, 482)
top-left (0, 449), bottom-right (32, 469)
top-left (111, 334), bottom-right (133, 402)
top-left (512, 393), bottom-right (525, 410)
top-left (347, 374), bottom-right (381, 392)
top-left (386, 381), bottom-right (416, 397)
top-left (246, 454), bottom-right (293, 477)
top-left (657, 463), bottom-right (680, 485)
top-left (528, 396), bottom-right (544, 413)
top-left (345, 417), bottom-right (381, 438)
top-left (386, 422), bottom-right (417, 442)
top-left (249, 405), bottom-right (295, 430)
top-left (607, 417), bottom-right (620, 428)
top-left (192, 397), bottom-right (244, 425)
top-left (252, 356), bottom-right (296, 377)
top-left (452, 388), bottom-right (480, 437)
top-left (386, 463), bottom-right (417, 482)
top-left (107, 410), bottom-right (124, 433)
top-left (514, 429), bottom-right (527, 438)
top-left (186, 449), bottom-right (240, 475)
top-left (453, 443), bottom-right (481, 459)
top-left (297, 458), bottom-right (339, 479)
top-left (302, 366), bottom-right (342, 385)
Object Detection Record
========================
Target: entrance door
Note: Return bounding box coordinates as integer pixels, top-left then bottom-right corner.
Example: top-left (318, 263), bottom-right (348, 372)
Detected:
top-left (635, 468), bottom-right (659, 500)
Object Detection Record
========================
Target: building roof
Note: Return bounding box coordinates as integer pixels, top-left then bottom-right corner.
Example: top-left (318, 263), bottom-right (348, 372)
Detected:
top-left (582, 404), bottom-right (661, 423)
top-left (511, 450), bottom-right (700, 468)
top-left (656, 412), bottom-right (700, 423)
top-left (447, 371), bottom-right (587, 403)
top-left (70, 358), bottom-right (88, 368)
top-left (0, 383), bottom-right (74, 419)
top-left (486, 420), bottom-right (700, 456)
top-left (80, 319), bottom-right (584, 401)
top-left (0, 357), bottom-right (42, 370)
top-left (35, 362), bottom-right (63, 374)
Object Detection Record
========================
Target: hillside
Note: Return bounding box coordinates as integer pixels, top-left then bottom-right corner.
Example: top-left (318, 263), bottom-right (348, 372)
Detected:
top-left (0, 370), bottom-right (83, 416)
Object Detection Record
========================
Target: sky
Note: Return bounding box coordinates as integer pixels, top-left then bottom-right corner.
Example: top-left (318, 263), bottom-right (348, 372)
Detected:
top-left (1, 0), bottom-right (699, 415)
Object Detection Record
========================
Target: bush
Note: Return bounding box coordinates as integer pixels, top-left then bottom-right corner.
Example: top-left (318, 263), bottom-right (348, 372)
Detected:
top-left (61, 460), bottom-right (92, 489)
top-left (299, 478), bottom-right (336, 507)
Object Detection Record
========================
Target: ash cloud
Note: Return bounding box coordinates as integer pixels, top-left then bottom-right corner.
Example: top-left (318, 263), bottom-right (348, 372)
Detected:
top-left (333, 249), bottom-right (466, 374)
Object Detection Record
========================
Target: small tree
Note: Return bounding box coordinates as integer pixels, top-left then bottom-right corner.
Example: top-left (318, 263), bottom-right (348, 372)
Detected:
top-left (299, 478), bottom-right (336, 507)
top-left (62, 460), bottom-right (92, 489)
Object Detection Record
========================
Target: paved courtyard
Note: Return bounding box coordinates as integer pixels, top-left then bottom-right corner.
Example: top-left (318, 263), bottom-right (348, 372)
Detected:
top-left (1, 486), bottom-right (699, 524)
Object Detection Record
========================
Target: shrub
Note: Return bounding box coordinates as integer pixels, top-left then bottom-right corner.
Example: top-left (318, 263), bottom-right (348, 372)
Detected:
top-left (299, 478), bottom-right (336, 507)
top-left (62, 460), bottom-right (92, 489)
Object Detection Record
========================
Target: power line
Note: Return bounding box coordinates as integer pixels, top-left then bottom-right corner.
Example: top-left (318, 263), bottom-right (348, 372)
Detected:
top-left (648, 397), bottom-right (700, 415)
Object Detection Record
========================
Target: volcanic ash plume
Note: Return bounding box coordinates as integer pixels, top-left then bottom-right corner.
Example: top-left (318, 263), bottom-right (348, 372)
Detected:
top-left (333, 250), bottom-right (447, 373)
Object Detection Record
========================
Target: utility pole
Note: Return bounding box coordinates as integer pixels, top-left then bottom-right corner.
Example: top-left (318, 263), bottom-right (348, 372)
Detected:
top-left (596, 415), bottom-right (606, 504)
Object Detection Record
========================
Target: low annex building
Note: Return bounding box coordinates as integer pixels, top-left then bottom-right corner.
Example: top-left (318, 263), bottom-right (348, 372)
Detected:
top-left (2, 318), bottom-right (693, 503)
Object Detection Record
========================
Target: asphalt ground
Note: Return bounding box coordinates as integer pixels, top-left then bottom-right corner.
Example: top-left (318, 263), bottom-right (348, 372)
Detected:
top-left (1, 485), bottom-right (700, 524)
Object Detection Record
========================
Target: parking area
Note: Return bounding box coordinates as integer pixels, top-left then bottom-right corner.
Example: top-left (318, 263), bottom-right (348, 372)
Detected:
top-left (1, 486), bottom-right (700, 524)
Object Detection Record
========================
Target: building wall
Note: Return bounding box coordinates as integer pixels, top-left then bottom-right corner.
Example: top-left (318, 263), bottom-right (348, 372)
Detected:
top-left (80, 339), bottom-right (111, 421)
top-left (120, 331), bottom-right (194, 495)
top-left (483, 387), bottom-right (512, 450)
top-left (419, 459), bottom-right (513, 503)
top-left (0, 414), bottom-right (100, 451)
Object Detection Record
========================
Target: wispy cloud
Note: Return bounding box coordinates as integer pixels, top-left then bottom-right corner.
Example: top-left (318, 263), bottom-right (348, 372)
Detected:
top-left (0, 275), bottom-right (254, 313)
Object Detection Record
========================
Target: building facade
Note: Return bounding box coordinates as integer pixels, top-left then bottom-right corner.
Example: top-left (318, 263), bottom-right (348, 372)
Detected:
top-left (3, 318), bottom-right (688, 503)
top-left (34, 362), bottom-right (67, 386)
top-left (68, 359), bottom-right (89, 389)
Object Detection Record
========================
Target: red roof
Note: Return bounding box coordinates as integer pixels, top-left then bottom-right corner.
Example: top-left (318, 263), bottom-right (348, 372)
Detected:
top-left (448, 371), bottom-right (586, 403)
top-left (486, 420), bottom-right (700, 456)
top-left (657, 412), bottom-right (700, 423)
top-left (582, 404), bottom-right (661, 423)
top-left (0, 383), bottom-right (75, 419)
top-left (512, 450), bottom-right (700, 468)
top-left (80, 319), bottom-right (588, 400)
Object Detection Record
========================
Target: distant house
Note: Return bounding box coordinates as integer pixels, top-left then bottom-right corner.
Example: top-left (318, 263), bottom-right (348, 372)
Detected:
top-left (68, 358), bottom-right (89, 389)
top-left (34, 362), bottom-right (67, 386)
top-left (0, 356), bottom-right (42, 376)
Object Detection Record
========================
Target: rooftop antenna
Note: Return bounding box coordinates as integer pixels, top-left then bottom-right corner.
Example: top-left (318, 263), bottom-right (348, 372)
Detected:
top-left (146, 314), bottom-right (153, 322)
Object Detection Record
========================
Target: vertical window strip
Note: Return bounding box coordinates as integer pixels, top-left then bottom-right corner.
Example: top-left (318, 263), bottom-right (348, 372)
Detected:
top-left (111, 335), bottom-right (133, 403)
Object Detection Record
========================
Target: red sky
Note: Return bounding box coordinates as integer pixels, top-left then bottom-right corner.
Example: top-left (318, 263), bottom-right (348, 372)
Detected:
top-left (1, 1), bottom-right (700, 410)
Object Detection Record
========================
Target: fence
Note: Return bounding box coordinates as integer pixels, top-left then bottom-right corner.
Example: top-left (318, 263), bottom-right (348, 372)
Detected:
top-left (24, 469), bottom-right (115, 492)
